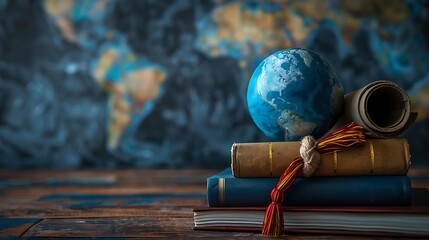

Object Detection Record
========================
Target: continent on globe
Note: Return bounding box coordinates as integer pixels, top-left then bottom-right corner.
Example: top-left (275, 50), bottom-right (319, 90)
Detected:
top-left (247, 48), bottom-right (344, 141)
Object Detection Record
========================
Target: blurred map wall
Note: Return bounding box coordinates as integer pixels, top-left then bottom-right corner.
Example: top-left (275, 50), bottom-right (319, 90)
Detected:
top-left (1, 0), bottom-right (428, 169)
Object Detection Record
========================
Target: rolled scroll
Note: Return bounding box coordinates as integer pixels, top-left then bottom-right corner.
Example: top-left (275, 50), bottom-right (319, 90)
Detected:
top-left (338, 80), bottom-right (418, 137)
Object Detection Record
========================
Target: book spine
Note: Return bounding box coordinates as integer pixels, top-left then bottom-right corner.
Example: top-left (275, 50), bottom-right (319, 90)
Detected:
top-left (207, 175), bottom-right (411, 207)
top-left (231, 138), bottom-right (410, 177)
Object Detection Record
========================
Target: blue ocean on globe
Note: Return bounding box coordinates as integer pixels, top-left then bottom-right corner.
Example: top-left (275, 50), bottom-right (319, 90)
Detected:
top-left (247, 48), bottom-right (344, 141)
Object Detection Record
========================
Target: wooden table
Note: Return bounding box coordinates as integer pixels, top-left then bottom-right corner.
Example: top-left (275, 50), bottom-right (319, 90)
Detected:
top-left (0, 168), bottom-right (428, 239)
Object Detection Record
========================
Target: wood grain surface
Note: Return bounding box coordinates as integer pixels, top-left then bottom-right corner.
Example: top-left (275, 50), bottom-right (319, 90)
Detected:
top-left (0, 167), bottom-right (428, 239)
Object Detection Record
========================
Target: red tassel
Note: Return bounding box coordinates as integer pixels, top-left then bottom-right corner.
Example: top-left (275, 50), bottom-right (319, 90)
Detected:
top-left (261, 122), bottom-right (365, 236)
top-left (262, 157), bottom-right (303, 236)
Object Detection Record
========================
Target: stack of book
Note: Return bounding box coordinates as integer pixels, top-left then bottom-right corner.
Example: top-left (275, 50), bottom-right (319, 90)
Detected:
top-left (193, 138), bottom-right (429, 237)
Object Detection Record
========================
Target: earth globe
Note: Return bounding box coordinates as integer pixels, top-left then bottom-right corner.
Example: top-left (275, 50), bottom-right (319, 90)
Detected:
top-left (247, 48), bottom-right (344, 141)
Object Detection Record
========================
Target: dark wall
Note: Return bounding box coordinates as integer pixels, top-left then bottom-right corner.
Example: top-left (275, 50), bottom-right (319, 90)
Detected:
top-left (1, 0), bottom-right (428, 169)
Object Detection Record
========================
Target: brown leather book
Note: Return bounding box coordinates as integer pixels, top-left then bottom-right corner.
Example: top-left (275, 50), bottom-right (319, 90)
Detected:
top-left (231, 138), bottom-right (410, 177)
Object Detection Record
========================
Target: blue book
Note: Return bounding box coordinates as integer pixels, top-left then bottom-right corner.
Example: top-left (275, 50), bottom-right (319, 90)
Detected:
top-left (207, 168), bottom-right (411, 207)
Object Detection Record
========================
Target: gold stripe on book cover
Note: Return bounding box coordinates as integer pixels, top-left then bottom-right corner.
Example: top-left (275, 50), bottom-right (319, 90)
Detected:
top-left (333, 151), bottom-right (338, 175)
top-left (218, 178), bottom-right (225, 205)
top-left (369, 141), bottom-right (375, 174)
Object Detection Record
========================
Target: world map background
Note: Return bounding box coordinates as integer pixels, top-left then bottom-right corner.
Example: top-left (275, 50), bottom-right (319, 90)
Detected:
top-left (1, 0), bottom-right (428, 169)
